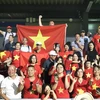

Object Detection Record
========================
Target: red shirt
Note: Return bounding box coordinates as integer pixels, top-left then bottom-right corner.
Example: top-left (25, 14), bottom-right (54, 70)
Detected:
top-left (51, 75), bottom-right (70, 98)
top-left (23, 77), bottom-right (42, 98)
top-left (12, 50), bottom-right (21, 68)
top-left (65, 59), bottom-right (72, 70)
top-left (72, 79), bottom-right (88, 97)
top-left (87, 77), bottom-right (100, 98)
top-left (92, 34), bottom-right (100, 54)
top-left (71, 63), bottom-right (80, 77)
top-left (34, 48), bottom-right (47, 54)
top-left (84, 67), bottom-right (93, 80)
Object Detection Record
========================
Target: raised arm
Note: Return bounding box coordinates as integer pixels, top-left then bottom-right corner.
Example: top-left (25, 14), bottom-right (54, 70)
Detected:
top-left (0, 30), bottom-right (4, 35)
top-left (39, 15), bottom-right (43, 26)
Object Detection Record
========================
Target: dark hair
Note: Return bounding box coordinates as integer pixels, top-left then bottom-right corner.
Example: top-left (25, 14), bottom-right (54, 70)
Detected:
top-left (74, 68), bottom-right (84, 78)
top-left (88, 41), bottom-right (96, 51)
top-left (15, 42), bottom-right (21, 46)
top-left (67, 54), bottom-right (73, 59)
top-left (28, 54), bottom-right (37, 63)
top-left (64, 42), bottom-right (72, 50)
top-left (56, 56), bottom-right (63, 63)
top-left (42, 84), bottom-right (52, 94)
top-left (56, 63), bottom-right (65, 71)
top-left (27, 65), bottom-right (34, 69)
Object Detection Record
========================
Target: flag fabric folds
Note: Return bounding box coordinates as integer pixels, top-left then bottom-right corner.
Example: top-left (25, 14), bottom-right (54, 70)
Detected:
top-left (17, 24), bottom-right (67, 52)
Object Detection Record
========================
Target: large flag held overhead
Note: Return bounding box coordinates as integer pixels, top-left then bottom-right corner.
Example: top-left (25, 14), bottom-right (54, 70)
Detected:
top-left (17, 24), bottom-right (67, 52)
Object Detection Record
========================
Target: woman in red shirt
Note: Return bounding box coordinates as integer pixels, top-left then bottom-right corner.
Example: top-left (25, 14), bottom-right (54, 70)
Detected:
top-left (69, 68), bottom-right (88, 97)
top-left (51, 63), bottom-right (70, 98)
top-left (87, 65), bottom-right (100, 98)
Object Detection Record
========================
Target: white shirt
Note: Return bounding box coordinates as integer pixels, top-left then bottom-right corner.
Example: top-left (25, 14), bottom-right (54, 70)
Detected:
top-left (1, 75), bottom-right (21, 99)
top-left (3, 31), bottom-right (16, 45)
top-left (0, 74), bottom-right (4, 87)
top-left (21, 45), bottom-right (32, 52)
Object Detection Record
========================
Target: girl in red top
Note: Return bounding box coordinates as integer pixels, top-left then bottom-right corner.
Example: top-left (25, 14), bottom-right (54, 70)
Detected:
top-left (69, 68), bottom-right (88, 97)
top-left (41, 84), bottom-right (57, 100)
top-left (22, 54), bottom-right (42, 78)
top-left (84, 60), bottom-right (93, 80)
top-left (51, 63), bottom-right (70, 98)
top-left (19, 65), bottom-right (42, 98)
top-left (87, 65), bottom-right (100, 98)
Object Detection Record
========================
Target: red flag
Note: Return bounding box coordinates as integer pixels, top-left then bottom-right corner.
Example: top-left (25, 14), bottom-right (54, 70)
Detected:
top-left (17, 24), bottom-right (67, 52)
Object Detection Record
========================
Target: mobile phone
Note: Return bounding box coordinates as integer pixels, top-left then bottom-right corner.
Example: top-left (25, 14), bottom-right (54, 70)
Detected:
top-left (66, 70), bottom-right (71, 74)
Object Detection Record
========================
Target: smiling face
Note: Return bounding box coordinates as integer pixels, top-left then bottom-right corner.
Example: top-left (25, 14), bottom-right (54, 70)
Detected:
top-left (56, 64), bottom-right (64, 74)
top-left (44, 85), bottom-right (51, 94)
top-left (27, 66), bottom-right (35, 77)
top-left (94, 66), bottom-right (100, 76)
top-left (31, 55), bottom-right (37, 64)
top-left (76, 69), bottom-right (84, 78)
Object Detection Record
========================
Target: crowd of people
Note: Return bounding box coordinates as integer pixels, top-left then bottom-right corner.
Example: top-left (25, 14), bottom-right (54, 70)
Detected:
top-left (0, 18), bottom-right (100, 100)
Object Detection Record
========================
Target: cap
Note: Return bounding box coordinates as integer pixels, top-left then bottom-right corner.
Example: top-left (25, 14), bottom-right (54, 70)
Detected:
top-left (7, 26), bottom-right (12, 29)
top-left (36, 42), bottom-right (42, 45)
top-left (81, 30), bottom-right (85, 33)
top-left (74, 92), bottom-right (94, 100)
top-left (49, 50), bottom-right (57, 56)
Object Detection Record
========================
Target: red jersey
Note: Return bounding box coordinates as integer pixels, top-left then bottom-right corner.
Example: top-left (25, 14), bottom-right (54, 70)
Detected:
top-left (23, 77), bottom-right (42, 98)
top-left (65, 59), bottom-right (72, 70)
top-left (12, 50), bottom-right (21, 68)
top-left (51, 75), bottom-right (70, 98)
top-left (87, 77), bottom-right (100, 98)
top-left (72, 79), bottom-right (88, 97)
top-left (71, 63), bottom-right (80, 77)
top-left (84, 67), bottom-right (93, 80)
top-left (92, 34), bottom-right (100, 54)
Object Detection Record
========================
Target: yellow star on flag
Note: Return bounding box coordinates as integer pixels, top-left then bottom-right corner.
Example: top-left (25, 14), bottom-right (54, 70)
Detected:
top-left (58, 87), bottom-right (64, 93)
top-left (0, 51), bottom-right (6, 59)
top-left (92, 83), bottom-right (98, 90)
top-left (72, 66), bottom-right (77, 71)
top-left (63, 55), bottom-right (67, 58)
top-left (29, 30), bottom-right (50, 49)
top-left (77, 89), bottom-right (84, 94)
top-left (86, 73), bottom-right (91, 78)
top-left (14, 55), bottom-right (20, 60)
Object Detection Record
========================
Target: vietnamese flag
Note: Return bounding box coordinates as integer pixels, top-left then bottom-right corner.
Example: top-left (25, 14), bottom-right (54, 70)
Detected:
top-left (17, 24), bottom-right (67, 52)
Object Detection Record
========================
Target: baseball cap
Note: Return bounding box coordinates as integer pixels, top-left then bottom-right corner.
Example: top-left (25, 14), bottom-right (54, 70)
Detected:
top-left (74, 92), bottom-right (94, 100)
top-left (7, 26), bottom-right (12, 29)
top-left (36, 42), bottom-right (42, 45)
top-left (49, 50), bottom-right (57, 56)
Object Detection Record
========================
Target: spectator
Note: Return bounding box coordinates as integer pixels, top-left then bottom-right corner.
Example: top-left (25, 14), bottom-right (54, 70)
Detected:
top-left (18, 65), bottom-right (42, 98)
top-left (71, 33), bottom-right (84, 59)
top-left (51, 63), bottom-right (70, 98)
top-left (41, 84), bottom-right (57, 100)
top-left (0, 65), bottom-right (22, 99)
top-left (92, 26), bottom-right (100, 55)
top-left (39, 15), bottom-right (55, 26)
top-left (4, 35), bottom-right (16, 51)
top-left (22, 54), bottom-right (42, 78)
top-left (21, 38), bottom-right (32, 52)
top-left (34, 42), bottom-right (46, 54)
top-left (69, 68), bottom-right (88, 97)
top-left (0, 26), bottom-right (16, 47)
top-left (87, 65), bottom-right (100, 98)
top-left (43, 50), bottom-right (57, 84)
top-left (85, 41), bottom-right (99, 63)
top-left (80, 30), bottom-right (90, 54)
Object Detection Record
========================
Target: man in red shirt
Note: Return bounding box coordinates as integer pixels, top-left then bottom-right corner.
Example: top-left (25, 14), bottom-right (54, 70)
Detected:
top-left (92, 26), bottom-right (100, 55)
